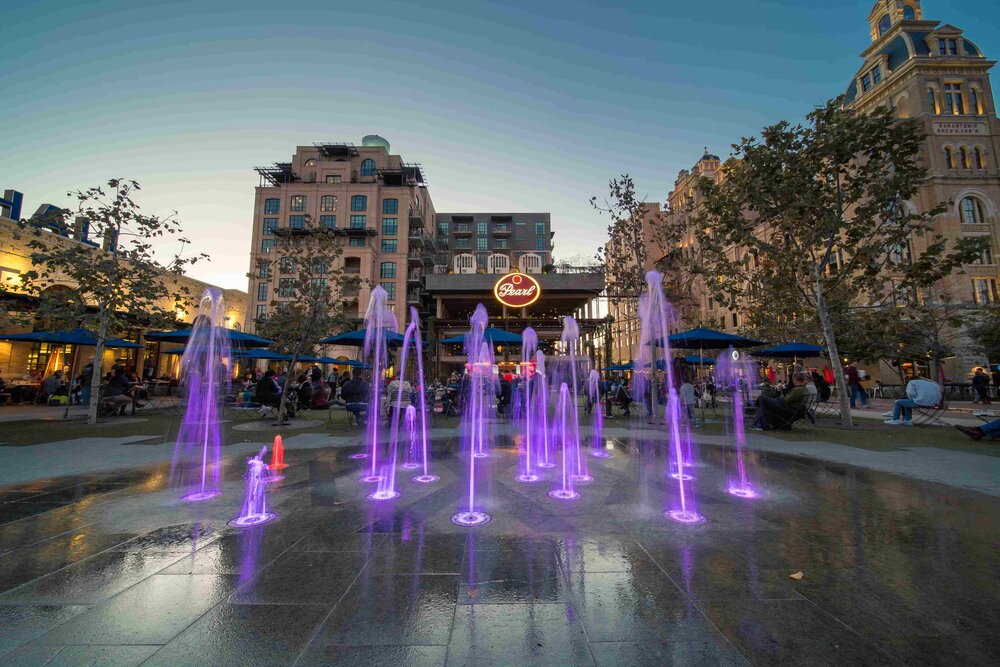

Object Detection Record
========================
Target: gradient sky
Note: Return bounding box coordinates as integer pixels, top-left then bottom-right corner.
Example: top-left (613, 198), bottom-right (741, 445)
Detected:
top-left (2, 0), bottom-right (997, 289)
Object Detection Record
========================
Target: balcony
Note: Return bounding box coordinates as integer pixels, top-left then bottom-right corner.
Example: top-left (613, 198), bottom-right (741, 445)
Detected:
top-left (407, 251), bottom-right (424, 267)
top-left (492, 225), bottom-right (512, 236)
top-left (408, 207), bottom-right (424, 228)
top-left (406, 290), bottom-right (422, 304)
top-left (407, 270), bottom-right (423, 284)
top-left (452, 225), bottom-right (472, 236)
top-left (408, 230), bottom-right (431, 247)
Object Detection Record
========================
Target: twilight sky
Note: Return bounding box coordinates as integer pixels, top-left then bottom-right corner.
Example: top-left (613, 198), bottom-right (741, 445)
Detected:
top-left (2, 0), bottom-right (997, 290)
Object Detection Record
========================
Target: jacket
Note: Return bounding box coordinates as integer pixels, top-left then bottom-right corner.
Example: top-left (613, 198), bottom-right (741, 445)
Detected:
top-left (906, 379), bottom-right (941, 407)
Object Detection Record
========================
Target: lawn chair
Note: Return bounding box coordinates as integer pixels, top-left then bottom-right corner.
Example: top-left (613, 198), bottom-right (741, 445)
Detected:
top-left (772, 395), bottom-right (817, 430)
top-left (912, 398), bottom-right (949, 426)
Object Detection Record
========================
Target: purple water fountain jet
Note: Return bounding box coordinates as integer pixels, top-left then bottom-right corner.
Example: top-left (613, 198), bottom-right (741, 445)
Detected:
top-left (406, 307), bottom-right (438, 484)
top-left (451, 304), bottom-right (494, 527)
top-left (535, 350), bottom-right (555, 469)
top-left (548, 383), bottom-right (581, 500)
top-left (561, 316), bottom-right (591, 482)
top-left (402, 405), bottom-right (421, 470)
top-left (229, 446), bottom-right (278, 528)
top-left (588, 369), bottom-right (611, 458)
top-left (716, 347), bottom-right (762, 499)
top-left (636, 271), bottom-right (705, 524)
top-left (173, 288), bottom-right (231, 502)
top-left (360, 286), bottom-right (397, 484)
top-left (515, 327), bottom-right (541, 483)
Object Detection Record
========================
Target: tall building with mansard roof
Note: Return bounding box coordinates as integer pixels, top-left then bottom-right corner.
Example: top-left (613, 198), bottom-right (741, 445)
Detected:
top-left (843, 0), bottom-right (999, 376)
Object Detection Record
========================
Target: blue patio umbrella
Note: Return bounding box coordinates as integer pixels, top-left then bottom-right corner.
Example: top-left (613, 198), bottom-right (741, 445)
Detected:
top-left (751, 343), bottom-right (825, 359)
top-left (682, 355), bottom-right (717, 365)
top-left (665, 328), bottom-right (765, 350)
top-left (163, 347), bottom-right (291, 361)
top-left (0, 328), bottom-right (142, 348)
top-left (318, 329), bottom-right (407, 346)
top-left (145, 328), bottom-right (272, 348)
top-left (440, 328), bottom-right (523, 345)
top-left (605, 362), bottom-right (634, 371)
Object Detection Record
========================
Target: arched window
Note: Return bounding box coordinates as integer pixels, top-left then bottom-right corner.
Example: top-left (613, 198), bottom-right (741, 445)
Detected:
top-left (304, 158), bottom-right (317, 167)
top-left (961, 197), bottom-right (985, 224)
top-left (927, 86), bottom-right (939, 114)
top-left (959, 147), bottom-right (970, 169)
top-left (878, 14), bottom-right (891, 36)
top-left (975, 147), bottom-right (987, 169)
top-left (903, 5), bottom-right (915, 21)
top-left (944, 146), bottom-right (955, 169)
top-left (970, 87), bottom-right (983, 114)
top-left (360, 159), bottom-right (376, 176)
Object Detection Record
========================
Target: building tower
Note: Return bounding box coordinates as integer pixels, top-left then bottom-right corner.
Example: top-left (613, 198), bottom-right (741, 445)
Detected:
top-left (246, 138), bottom-right (435, 332)
top-left (845, 0), bottom-right (1000, 375)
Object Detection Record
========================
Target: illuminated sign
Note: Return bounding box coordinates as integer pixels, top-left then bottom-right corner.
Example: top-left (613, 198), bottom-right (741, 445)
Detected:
top-left (493, 272), bottom-right (541, 308)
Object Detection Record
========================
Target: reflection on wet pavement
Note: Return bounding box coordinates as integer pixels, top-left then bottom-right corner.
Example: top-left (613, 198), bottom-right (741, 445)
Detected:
top-left (0, 435), bottom-right (996, 665)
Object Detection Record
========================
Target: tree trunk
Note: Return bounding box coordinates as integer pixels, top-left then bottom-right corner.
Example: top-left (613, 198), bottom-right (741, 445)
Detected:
top-left (815, 273), bottom-right (853, 426)
top-left (87, 314), bottom-right (109, 425)
top-left (276, 354), bottom-right (299, 424)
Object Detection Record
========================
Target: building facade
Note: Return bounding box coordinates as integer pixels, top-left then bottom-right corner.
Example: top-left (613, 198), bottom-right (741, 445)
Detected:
top-left (246, 136), bottom-right (435, 332)
top-left (0, 199), bottom-right (246, 379)
top-left (634, 1), bottom-right (999, 379)
top-left (433, 212), bottom-right (553, 275)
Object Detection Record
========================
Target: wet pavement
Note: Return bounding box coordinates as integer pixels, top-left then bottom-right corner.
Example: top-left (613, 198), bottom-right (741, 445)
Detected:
top-left (0, 433), bottom-right (998, 666)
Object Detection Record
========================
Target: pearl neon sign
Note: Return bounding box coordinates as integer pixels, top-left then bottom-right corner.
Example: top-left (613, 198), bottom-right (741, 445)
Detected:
top-left (493, 272), bottom-right (541, 308)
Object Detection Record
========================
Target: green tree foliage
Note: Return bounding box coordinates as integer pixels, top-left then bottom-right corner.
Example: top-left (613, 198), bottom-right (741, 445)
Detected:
top-left (17, 179), bottom-right (202, 423)
top-left (692, 98), bottom-right (984, 424)
top-left (967, 306), bottom-right (1000, 363)
top-left (251, 217), bottom-right (360, 422)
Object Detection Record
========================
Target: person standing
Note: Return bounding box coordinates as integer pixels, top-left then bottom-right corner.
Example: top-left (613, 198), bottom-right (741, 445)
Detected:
top-left (846, 363), bottom-right (869, 409)
top-left (972, 368), bottom-right (992, 405)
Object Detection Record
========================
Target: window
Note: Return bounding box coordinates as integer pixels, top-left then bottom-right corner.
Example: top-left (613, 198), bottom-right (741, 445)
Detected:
top-left (349, 237), bottom-right (365, 247)
top-left (477, 221), bottom-right (487, 235)
top-left (889, 240), bottom-right (912, 265)
top-left (878, 14), bottom-right (890, 36)
top-left (862, 73), bottom-right (873, 93)
top-left (455, 238), bottom-right (470, 249)
top-left (381, 218), bottom-right (398, 236)
top-left (258, 262), bottom-right (271, 279)
top-left (476, 252), bottom-right (488, 268)
top-left (382, 199), bottom-right (398, 214)
top-left (263, 218), bottom-right (278, 234)
top-left (255, 304), bottom-right (267, 320)
top-left (495, 238), bottom-right (508, 249)
top-left (256, 283), bottom-right (268, 301)
top-left (973, 278), bottom-right (998, 304)
top-left (872, 66), bottom-right (882, 85)
top-left (312, 258), bottom-right (329, 274)
top-left (350, 215), bottom-right (366, 229)
top-left (351, 195), bottom-right (367, 211)
top-left (961, 197), bottom-right (985, 224)
top-left (278, 278), bottom-right (295, 298)
top-left (437, 222), bottom-right (450, 236)
top-left (320, 215), bottom-right (336, 230)
top-left (326, 174), bottom-right (342, 184)
top-left (264, 198), bottom-right (280, 214)
top-left (945, 146), bottom-right (956, 169)
top-left (360, 159), bottom-right (377, 176)
top-left (975, 147), bottom-right (987, 169)
top-left (381, 239), bottom-right (397, 253)
top-left (535, 237), bottom-right (547, 250)
top-left (970, 88), bottom-right (981, 114)
top-left (320, 195), bottom-right (336, 212)
top-left (290, 195), bottom-right (306, 211)
top-left (380, 282), bottom-right (396, 300)
top-left (279, 257), bottom-right (295, 273)
top-left (304, 158), bottom-right (317, 167)
top-left (928, 87), bottom-right (938, 113)
top-left (289, 215), bottom-right (305, 229)
top-left (731, 313), bottom-right (739, 327)
top-left (476, 237), bottom-right (487, 251)
top-left (535, 222), bottom-right (545, 235)
top-left (903, 5), bottom-right (915, 20)
top-left (944, 83), bottom-right (964, 114)
top-left (959, 147), bottom-right (970, 169)
top-left (494, 223), bottom-right (508, 232)
top-left (261, 239), bottom-right (276, 253)
top-left (380, 261), bottom-right (397, 279)
top-left (973, 241), bottom-right (993, 266)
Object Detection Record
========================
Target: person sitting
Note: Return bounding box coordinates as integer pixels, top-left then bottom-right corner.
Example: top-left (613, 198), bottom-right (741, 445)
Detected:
top-left (295, 373), bottom-right (313, 410)
top-left (751, 372), bottom-right (809, 430)
top-left (105, 367), bottom-right (138, 415)
top-left (255, 369), bottom-right (291, 418)
top-left (340, 372), bottom-right (369, 426)
top-left (810, 370), bottom-right (832, 402)
top-left (885, 373), bottom-right (941, 426)
top-left (955, 418), bottom-right (1000, 441)
top-left (40, 370), bottom-right (66, 404)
